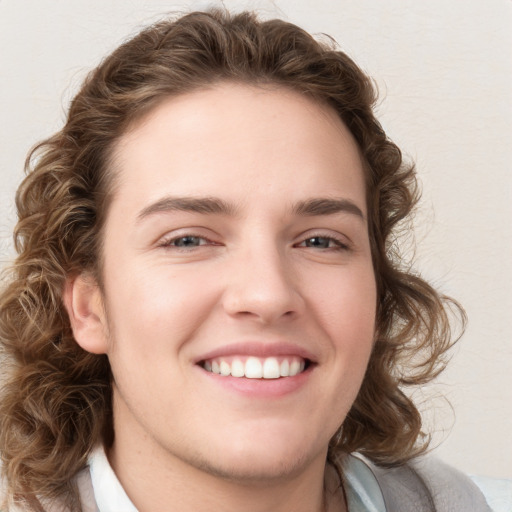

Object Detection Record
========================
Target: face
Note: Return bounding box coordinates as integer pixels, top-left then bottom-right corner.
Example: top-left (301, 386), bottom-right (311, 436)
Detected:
top-left (72, 83), bottom-right (376, 482)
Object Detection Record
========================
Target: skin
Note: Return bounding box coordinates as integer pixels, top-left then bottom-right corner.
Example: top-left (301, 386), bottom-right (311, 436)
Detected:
top-left (66, 83), bottom-right (377, 512)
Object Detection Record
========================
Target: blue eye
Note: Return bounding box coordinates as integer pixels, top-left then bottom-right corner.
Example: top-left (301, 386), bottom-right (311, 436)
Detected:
top-left (169, 236), bottom-right (206, 247)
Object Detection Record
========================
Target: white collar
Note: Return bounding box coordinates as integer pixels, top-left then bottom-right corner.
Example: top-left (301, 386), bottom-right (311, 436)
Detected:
top-left (88, 445), bottom-right (138, 512)
top-left (87, 445), bottom-right (386, 512)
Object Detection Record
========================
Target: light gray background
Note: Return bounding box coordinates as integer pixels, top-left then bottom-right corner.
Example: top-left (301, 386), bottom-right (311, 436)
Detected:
top-left (1, 0), bottom-right (511, 479)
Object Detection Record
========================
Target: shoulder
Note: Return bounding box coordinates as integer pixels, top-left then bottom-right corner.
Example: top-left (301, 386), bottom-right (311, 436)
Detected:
top-left (74, 466), bottom-right (100, 512)
top-left (470, 475), bottom-right (512, 512)
top-left (345, 454), bottom-right (493, 512)
top-left (0, 466), bottom-right (98, 512)
top-left (407, 456), bottom-right (492, 511)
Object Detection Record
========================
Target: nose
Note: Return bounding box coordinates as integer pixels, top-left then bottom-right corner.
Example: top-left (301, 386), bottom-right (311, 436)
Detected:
top-left (222, 243), bottom-right (304, 324)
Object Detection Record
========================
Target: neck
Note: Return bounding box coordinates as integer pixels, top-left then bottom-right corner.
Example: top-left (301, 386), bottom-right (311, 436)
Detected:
top-left (107, 432), bottom-right (346, 512)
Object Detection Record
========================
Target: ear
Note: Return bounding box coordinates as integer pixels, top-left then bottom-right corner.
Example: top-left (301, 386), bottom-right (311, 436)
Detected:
top-left (63, 273), bottom-right (109, 354)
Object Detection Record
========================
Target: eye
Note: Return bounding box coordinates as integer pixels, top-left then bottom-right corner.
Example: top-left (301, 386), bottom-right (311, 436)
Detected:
top-left (297, 236), bottom-right (349, 250)
top-left (160, 235), bottom-right (212, 249)
top-left (172, 235), bottom-right (206, 247)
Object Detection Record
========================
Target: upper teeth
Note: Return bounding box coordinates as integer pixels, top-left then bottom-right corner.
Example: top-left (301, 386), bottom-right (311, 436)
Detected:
top-left (202, 356), bottom-right (306, 379)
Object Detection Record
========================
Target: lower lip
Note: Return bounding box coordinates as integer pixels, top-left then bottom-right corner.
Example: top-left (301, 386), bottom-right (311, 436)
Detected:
top-left (197, 366), bottom-right (313, 398)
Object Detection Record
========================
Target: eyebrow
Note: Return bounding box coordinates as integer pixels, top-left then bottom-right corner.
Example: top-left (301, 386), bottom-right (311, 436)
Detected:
top-left (136, 196), bottom-right (365, 222)
top-left (137, 196), bottom-right (239, 222)
top-left (292, 198), bottom-right (365, 220)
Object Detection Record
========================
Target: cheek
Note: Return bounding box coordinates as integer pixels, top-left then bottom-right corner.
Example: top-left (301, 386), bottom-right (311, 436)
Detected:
top-left (309, 264), bottom-right (376, 328)
top-left (104, 263), bottom-right (221, 353)
top-left (305, 264), bottom-right (376, 363)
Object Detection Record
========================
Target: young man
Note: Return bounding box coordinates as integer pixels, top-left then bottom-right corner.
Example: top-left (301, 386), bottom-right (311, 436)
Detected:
top-left (0, 10), bottom-right (493, 512)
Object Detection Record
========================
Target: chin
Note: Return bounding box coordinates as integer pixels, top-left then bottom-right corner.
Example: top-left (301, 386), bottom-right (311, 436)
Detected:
top-left (182, 428), bottom-right (326, 484)
top-left (188, 448), bottom-right (315, 484)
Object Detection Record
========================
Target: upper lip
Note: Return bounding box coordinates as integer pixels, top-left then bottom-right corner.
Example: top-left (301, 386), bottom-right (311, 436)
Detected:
top-left (194, 341), bottom-right (317, 364)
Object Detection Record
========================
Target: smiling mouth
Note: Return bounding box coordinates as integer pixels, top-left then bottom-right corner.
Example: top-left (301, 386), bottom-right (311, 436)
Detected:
top-left (199, 356), bottom-right (311, 379)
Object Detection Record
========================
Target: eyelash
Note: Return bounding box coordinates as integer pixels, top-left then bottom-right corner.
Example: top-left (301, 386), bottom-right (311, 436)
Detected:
top-left (295, 235), bottom-right (350, 251)
top-left (158, 233), bottom-right (350, 252)
top-left (158, 234), bottom-right (216, 250)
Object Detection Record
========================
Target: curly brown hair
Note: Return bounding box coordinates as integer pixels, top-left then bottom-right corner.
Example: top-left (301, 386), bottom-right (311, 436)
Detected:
top-left (0, 9), bottom-right (464, 511)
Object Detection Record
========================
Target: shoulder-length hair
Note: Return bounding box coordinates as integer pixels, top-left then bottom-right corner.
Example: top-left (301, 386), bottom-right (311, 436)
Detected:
top-left (0, 9), bottom-right (463, 511)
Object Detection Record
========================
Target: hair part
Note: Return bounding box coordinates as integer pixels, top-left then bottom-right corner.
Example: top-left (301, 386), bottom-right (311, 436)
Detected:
top-left (0, 9), bottom-right (464, 510)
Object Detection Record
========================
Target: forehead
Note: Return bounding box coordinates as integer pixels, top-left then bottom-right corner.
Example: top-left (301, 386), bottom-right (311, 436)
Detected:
top-left (109, 83), bottom-right (366, 215)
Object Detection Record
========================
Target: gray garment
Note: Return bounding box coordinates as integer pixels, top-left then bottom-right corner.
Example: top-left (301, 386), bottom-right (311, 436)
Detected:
top-left (75, 469), bottom-right (99, 512)
top-left (344, 454), bottom-right (492, 512)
